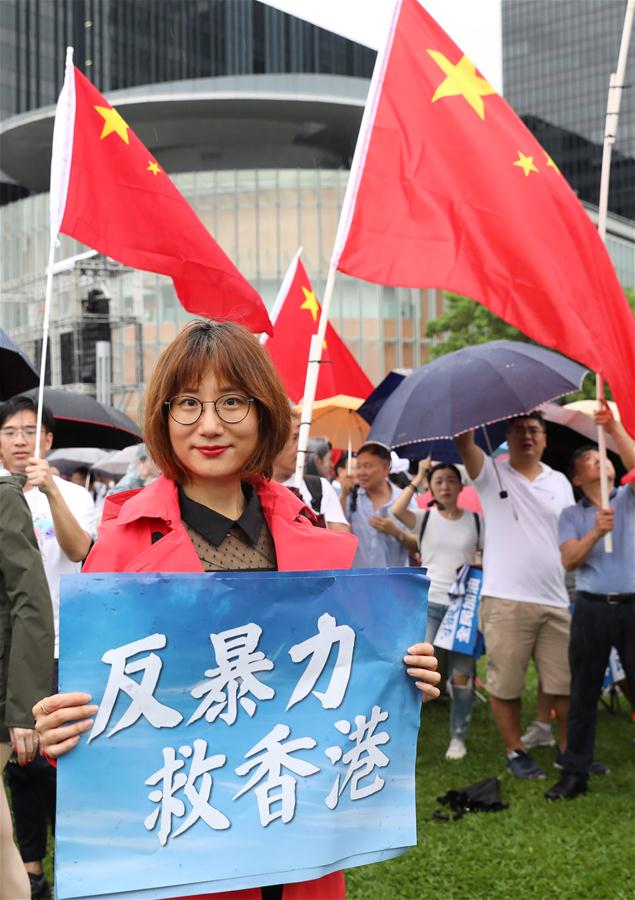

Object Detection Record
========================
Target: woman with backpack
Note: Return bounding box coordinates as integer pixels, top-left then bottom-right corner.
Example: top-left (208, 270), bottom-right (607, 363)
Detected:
top-left (392, 461), bottom-right (483, 761)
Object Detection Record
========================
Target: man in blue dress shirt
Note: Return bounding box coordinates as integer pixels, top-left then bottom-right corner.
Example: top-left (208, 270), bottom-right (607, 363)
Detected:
top-left (546, 404), bottom-right (635, 800)
top-left (342, 442), bottom-right (418, 568)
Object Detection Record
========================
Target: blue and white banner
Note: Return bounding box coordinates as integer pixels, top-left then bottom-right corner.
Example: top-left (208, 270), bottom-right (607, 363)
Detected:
top-left (57, 568), bottom-right (428, 900)
top-left (434, 565), bottom-right (484, 658)
top-left (603, 646), bottom-right (626, 689)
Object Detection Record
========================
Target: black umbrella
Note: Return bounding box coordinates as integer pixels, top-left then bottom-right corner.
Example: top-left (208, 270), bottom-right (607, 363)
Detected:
top-left (0, 329), bottom-right (39, 399)
top-left (433, 777), bottom-right (508, 821)
top-left (539, 403), bottom-right (625, 481)
top-left (368, 341), bottom-right (587, 453)
top-left (13, 388), bottom-right (142, 450)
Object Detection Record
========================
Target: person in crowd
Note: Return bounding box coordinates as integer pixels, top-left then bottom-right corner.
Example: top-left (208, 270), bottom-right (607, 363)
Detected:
top-left (69, 465), bottom-right (90, 487)
top-left (33, 319), bottom-right (441, 900)
top-left (331, 453), bottom-right (355, 498)
top-left (455, 412), bottom-right (574, 780)
top-left (392, 460), bottom-right (483, 760)
top-left (272, 411), bottom-right (350, 532)
top-left (342, 441), bottom-right (418, 568)
top-left (0, 473), bottom-right (54, 900)
top-left (0, 396), bottom-right (95, 898)
top-left (388, 451), bottom-right (413, 490)
top-left (305, 436), bottom-right (333, 480)
top-left (108, 443), bottom-right (159, 494)
top-left (546, 404), bottom-right (635, 800)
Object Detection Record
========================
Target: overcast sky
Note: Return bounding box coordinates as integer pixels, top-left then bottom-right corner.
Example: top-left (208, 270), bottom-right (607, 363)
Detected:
top-left (258, 0), bottom-right (503, 92)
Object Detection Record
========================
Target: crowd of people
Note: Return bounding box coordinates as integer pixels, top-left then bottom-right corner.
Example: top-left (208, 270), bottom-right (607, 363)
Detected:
top-left (1, 318), bottom-right (633, 900)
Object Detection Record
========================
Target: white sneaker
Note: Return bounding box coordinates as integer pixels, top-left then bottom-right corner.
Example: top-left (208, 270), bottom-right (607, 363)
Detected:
top-left (521, 721), bottom-right (555, 749)
top-left (445, 738), bottom-right (467, 760)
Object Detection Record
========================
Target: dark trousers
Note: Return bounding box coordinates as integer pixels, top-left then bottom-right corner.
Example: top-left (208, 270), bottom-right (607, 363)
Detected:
top-left (6, 660), bottom-right (58, 861)
top-left (563, 595), bottom-right (635, 779)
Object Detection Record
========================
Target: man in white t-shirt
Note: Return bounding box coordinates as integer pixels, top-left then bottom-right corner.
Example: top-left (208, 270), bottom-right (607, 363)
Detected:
top-left (0, 396), bottom-right (95, 898)
top-left (456, 412), bottom-right (574, 781)
top-left (272, 412), bottom-right (350, 532)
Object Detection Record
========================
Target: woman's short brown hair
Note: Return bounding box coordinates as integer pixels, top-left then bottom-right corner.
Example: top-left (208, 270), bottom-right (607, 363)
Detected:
top-left (143, 319), bottom-right (291, 483)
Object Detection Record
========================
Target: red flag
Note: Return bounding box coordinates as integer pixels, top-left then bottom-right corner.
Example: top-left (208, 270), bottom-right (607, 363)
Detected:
top-left (333, 0), bottom-right (635, 436)
top-left (50, 53), bottom-right (271, 334)
top-left (262, 251), bottom-right (373, 403)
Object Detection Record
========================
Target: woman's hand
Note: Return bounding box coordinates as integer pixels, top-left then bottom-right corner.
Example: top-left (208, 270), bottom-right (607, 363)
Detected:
top-left (404, 642), bottom-right (441, 700)
top-left (9, 727), bottom-right (39, 766)
top-left (33, 693), bottom-right (98, 760)
top-left (415, 458), bottom-right (430, 485)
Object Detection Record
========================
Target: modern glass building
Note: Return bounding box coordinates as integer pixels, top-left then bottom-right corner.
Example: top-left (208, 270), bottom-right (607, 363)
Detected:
top-left (503, 0), bottom-right (635, 221)
top-left (1, 1), bottom-right (443, 418)
top-left (0, 0), bottom-right (375, 120)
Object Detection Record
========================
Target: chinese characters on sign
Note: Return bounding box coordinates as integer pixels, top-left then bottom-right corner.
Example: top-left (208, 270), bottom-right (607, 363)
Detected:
top-left (58, 570), bottom-right (427, 900)
top-left (88, 615), bottom-right (385, 843)
top-left (434, 565), bottom-right (484, 657)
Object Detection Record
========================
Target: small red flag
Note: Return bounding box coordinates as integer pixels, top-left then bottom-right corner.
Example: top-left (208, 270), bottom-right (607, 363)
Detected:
top-left (50, 52), bottom-right (272, 335)
top-left (262, 251), bottom-right (373, 403)
top-left (333, 0), bottom-right (635, 436)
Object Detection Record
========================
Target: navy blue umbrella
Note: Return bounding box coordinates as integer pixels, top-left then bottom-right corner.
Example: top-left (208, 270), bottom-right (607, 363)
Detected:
top-left (367, 341), bottom-right (588, 457)
top-left (358, 368), bottom-right (411, 426)
top-left (0, 329), bottom-right (39, 399)
top-left (359, 365), bottom-right (506, 462)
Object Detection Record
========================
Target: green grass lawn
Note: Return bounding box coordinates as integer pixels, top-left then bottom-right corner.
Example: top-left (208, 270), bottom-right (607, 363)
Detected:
top-left (346, 668), bottom-right (635, 900)
top-left (35, 668), bottom-right (634, 898)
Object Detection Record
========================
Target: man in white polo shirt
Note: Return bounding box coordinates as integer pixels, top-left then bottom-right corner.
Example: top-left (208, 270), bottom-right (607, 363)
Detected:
top-left (456, 412), bottom-right (574, 780)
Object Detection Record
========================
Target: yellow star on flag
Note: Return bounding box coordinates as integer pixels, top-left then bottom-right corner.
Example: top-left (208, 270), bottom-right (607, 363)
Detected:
top-left (300, 286), bottom-right (320, 322)
top-left (147, 161), bottom-right (161, 176)
top-left (545, 152), bottom-right (560, 173)
top-left (94, 105), bottom-right (130, 144)
top-left (427, 51), bottom-right (496, 120)
top-left (513, 151), bottom-right (539, 177)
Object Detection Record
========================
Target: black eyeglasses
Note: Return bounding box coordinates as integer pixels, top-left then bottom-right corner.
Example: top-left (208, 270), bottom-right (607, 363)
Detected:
top-left (165, 394), bottom-right (255, 426)
top-left (508, 426), bottom-right (544, 437)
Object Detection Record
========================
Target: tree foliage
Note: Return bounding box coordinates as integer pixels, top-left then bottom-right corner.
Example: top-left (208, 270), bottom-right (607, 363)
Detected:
top-left (424, 293), bottom-right (529, 359)
top-left (425, 288), bottom-right (635, 402)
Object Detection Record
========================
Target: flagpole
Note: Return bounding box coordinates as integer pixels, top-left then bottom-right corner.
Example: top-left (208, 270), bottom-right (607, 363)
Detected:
top-left (594, 0), bottom-right (634, 552)
top-left (34, 240), bottom-right (56, 457)
top-left (294, 265), bottom-right (336, 486)
top-left (294, 0), bottom-right (402, 488)
top-left (35, 41), bottom-right (76, 455)
top-left (35, 45), bottom-right (76, 458)
top-left (262, 246), bottom-right (303, 346)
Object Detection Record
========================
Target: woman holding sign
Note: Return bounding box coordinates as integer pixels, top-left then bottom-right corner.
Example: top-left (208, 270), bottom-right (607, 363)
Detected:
top-left (33, 320), bottom-right (440, 900)
top-left (392, 461), bottom-right (483, 762)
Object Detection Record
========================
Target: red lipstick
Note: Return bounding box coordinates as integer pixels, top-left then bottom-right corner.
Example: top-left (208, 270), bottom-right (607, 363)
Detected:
top-left (196, 446), bottom-right (228, 457)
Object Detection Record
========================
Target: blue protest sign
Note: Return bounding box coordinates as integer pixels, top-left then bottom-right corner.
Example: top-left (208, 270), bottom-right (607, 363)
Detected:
top-left (434, 565), bottom-right (484, 658)
top-left (57, 568), bottom-right (428, 900)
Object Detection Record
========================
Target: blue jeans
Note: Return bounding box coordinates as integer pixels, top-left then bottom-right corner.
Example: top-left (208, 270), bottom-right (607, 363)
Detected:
top-left (426, 601), bottom-right (475, 741)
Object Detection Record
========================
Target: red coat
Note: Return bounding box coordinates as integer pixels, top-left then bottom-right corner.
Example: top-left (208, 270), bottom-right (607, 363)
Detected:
top-left (84, 475), bottom-right (357, 900)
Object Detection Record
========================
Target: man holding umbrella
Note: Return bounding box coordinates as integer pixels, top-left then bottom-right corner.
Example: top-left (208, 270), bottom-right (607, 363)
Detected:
top-left (456, 412), bottom-right (574, 779)
top-left (0, 396), bottom-right (95, 898)
top-left (546, 405), bottom-right (635, 799)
